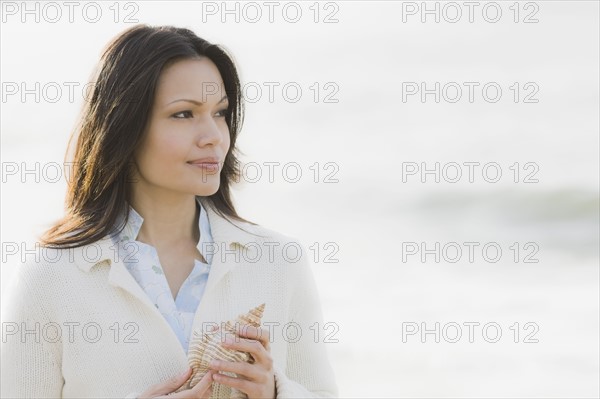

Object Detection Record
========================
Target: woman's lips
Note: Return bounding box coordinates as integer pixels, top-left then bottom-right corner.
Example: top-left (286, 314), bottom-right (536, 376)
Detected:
top-left (188, 162), bottom-right (219, 172)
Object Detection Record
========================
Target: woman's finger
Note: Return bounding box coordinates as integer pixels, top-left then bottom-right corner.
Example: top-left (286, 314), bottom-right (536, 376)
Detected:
top-left (221, 337), bottom-right (273, 369)
top-left (158, 370), bottom-right (215, 399)
top-left (138, 367), bottom-right (192, 398)
top-left (208, 359), bottom-right (263, 382)
top-left (187, 370), bottom-right (215, 398)
top-left (235, 325), bottom-right (271, 351)
top-left (211, 372), bottom-right (258, 395)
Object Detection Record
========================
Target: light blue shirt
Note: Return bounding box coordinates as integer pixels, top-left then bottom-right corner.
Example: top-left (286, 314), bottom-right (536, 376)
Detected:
top-left (110, 197), bottom-right (212, 353)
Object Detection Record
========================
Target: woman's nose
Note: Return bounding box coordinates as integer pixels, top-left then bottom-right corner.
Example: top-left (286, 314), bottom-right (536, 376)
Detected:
top-left (195, 117), bottom-right (223, 147)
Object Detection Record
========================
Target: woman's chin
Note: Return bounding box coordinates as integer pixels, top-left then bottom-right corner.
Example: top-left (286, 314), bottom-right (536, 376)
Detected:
top-left (192, 184), bottom-right (220, 197)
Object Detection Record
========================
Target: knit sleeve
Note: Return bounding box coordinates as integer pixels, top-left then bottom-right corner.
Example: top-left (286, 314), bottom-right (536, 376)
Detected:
top-left (0, 263), bottom-right (65, 398)
top-left (272, 243), bottom-right (339, 398)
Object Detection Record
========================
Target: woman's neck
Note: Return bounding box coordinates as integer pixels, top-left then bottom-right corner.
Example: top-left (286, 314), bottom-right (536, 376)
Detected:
top-left (129, 188), bottom-right (200, 248)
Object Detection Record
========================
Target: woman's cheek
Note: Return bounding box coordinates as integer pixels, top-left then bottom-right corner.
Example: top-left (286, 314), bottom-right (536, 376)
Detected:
top-left (138, 135), bottom-right (183, 183)
top-left (154, 128), bottom-right (191, 162)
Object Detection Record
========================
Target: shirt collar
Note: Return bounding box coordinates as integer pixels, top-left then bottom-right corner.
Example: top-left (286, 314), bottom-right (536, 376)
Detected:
top-left (74, 197), bottom-right (261, 273)
top-left (114, 197), bottom-right (214, 264)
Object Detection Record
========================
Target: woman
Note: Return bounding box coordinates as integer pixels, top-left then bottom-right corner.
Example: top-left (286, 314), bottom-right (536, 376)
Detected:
top-left (0, 25), bottom-right (338, 399)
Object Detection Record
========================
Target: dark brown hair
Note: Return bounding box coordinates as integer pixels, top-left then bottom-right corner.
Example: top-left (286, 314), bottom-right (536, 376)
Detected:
top-left (40, 24), bottom-right (255, 249)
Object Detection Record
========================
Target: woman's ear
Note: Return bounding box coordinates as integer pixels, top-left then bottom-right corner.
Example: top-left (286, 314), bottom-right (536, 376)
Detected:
top-left (126, 159), bottom-right (140, 185)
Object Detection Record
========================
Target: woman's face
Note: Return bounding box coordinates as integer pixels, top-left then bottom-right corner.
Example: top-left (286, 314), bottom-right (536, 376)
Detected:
top-left (132, 57), bottom-right (231, 197)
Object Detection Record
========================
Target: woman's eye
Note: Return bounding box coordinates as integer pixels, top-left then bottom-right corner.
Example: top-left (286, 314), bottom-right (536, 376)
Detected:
top-left (215, 108), bottom-right (229, 118)
top-left (171, 108), bottom-right (228, 119)
top-left (172, 110), bottom-right (193, 119)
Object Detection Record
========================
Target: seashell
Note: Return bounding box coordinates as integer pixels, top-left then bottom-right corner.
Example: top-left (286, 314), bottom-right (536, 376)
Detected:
top-left (175, 303), bottom-right (266, 398)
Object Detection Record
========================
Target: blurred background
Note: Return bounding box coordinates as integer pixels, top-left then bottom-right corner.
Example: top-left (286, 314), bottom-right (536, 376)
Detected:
top-left (1, 1), bottom-right (598, 397)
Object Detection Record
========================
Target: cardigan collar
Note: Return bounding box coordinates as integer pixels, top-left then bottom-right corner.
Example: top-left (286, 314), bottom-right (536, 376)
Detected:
top-left (72, 197), bottom-right (262, 302)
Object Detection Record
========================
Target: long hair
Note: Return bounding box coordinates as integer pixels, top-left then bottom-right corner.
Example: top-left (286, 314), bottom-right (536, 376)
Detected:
top-left (40, 25), bottom-right (255, 249)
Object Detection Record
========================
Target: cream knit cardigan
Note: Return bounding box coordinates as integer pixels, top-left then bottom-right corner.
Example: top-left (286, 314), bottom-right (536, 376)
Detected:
top-left (0, 198), bottom-right (339, 398)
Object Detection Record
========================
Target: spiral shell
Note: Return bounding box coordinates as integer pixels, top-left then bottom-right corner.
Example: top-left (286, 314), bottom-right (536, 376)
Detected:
top-left (175, 303), bottom-right (266, 397)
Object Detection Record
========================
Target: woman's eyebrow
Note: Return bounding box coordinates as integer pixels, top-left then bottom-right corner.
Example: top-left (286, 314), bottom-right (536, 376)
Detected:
top-left (166, 94), bottom-right (229, 106)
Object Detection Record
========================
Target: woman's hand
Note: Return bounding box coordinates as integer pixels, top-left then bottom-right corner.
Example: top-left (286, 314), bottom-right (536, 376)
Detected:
top-left (137, 367), bottom-right (215, 399)
top-left (208, 325), bottom-right (276, 399)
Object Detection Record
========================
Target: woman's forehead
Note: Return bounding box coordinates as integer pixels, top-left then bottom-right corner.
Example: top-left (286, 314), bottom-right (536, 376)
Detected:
top-left (155, 58), bottom-right (226, 105)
